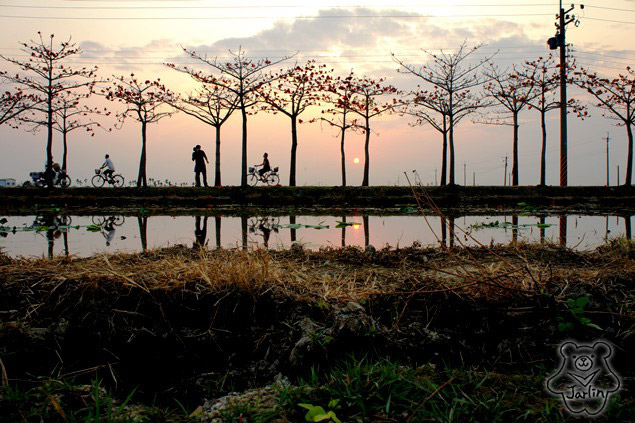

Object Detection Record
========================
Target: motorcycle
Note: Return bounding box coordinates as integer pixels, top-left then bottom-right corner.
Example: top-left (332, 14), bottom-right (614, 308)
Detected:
top-left (26, 168), bottom-right (71, 188)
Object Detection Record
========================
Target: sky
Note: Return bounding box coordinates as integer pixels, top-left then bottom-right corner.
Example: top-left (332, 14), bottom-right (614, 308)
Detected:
top-left (0, 0), bottom-right (634, 187)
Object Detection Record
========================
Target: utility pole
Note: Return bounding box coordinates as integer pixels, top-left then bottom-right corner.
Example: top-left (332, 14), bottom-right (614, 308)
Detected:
top-left (503, 155), bottom-right (508, 186)
top-left (473, 172), bottom-right (475, 186)
top-left (618, 165), bottom-right (620, 186)
top-left (434, 168), bottom-right (437, 186)
top-left (606, 132), bottom-right (610, 186)
top-left (463, 162), bottom-right (466, 186)
top-left (548, 2), bottom-right (583, 187)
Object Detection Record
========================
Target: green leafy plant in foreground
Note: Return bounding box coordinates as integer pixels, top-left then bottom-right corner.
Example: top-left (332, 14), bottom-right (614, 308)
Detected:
top-left (557, 296), bottom-right (603, 331)
top-left (299, 399), bottom-right (342, 423)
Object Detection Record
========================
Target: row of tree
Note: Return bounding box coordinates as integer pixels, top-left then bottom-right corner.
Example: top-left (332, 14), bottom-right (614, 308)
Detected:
top-left (1, 34), bottom-right (634, 187)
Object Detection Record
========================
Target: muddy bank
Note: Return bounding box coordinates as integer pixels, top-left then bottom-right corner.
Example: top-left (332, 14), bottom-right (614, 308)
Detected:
top-left (0, 242), bottom-right (633, 421)
top-left (2, 185), bottom-right (635, 211)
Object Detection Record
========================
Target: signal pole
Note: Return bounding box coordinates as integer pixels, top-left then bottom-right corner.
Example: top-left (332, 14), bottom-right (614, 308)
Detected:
top-left (463, 162), bottom-right (466, 186)
top-left (549, 2), bottom-right (583, 186)
top-left (503, 155), bottom-right (508, 186)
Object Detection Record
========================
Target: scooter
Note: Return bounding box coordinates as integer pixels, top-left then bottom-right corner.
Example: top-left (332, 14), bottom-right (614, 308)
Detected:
top-left (26, 168), bottom-right (71, 188)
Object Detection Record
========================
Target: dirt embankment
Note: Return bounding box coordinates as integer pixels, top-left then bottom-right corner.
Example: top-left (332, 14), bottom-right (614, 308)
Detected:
top-left (0, 241), bottom-right (633, 420)
top-left (2, 185), bottom-right (635, 210)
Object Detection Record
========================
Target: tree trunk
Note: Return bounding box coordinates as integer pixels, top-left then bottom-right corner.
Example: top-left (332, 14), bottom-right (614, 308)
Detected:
top-left (290, 215), bottom-right (297, 243)
top-left (440, 215), bottom-right (447, 248)
top-left (363, 215), bottom-right (369, 247)
top-left (340, 128), bottom-right (347, 187)
top-left (137, 216), bottom-right (148, 253)
top-left (341, 216), bottom-right (346, 247)
top-left (241, 216), bottom-right (248, 250)
top-left (540, 110), bottom-right (547, 186)
top-left (215, 125), bottom-right (222, 186)
top-left (46, 87), bottom-right (54, 188)
top-left (215, 216), bottom-right (221, 248)
top-left (448, 115), bottom-right (455, 185)
top-left (240, 101), bottom-right (248, 187)
top-left (289, 115), bottom-right (298, 186)
top-left (137, 121), bottom-right (147, 188)
top-left (361, 117), bottom-right (371, 186)
top-left (625, 122), bottom-right (633, 186)
top-left (62, 131), bottom-right (68, 173)
top-left (441, 116), bottom-right (448, 186)
top-left (512, 112), bottom-right (519, 186)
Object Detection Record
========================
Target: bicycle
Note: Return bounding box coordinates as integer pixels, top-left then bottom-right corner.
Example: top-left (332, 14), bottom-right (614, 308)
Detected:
top-left (92, 168), bottom-right (125, 188)
top-left (247, 166), bottom-right (280, 186)
top-left (91, 215), bottom-right (125, 227)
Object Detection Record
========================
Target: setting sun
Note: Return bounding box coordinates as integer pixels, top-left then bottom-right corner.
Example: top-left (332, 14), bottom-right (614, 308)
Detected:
top-left (353, 157), bottom-right (360, 164)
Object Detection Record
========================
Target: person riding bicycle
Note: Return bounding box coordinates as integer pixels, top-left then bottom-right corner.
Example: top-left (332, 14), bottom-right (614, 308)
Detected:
top-left (256, 153), bottom-right (271, 178)
top-left (100, 154), bottom-right (115, 181)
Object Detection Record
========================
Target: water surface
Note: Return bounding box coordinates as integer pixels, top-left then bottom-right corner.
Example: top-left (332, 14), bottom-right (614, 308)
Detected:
top-left (0, 212), bottom-right (632, 258)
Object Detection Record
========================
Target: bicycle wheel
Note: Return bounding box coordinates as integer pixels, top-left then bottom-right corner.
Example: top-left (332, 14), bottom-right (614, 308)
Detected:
top-left (91, 174), bottom-right (105, 188)
top-left (92, 216), bottom-right (106, 226)
top-left (59, 175), bottom-right (71, 188)
top-left (112, 216), bottom-right (125, 226)
top-left (248, 173), bottom-right (259, 186)
top-left (111, 175), bottom-right (125, 188)
top-left (266, 173), bottom-right (280, 186)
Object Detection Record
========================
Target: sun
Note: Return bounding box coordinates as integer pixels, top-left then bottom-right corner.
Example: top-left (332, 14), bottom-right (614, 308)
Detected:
top-left (353, 157), bottom-right (360, 164)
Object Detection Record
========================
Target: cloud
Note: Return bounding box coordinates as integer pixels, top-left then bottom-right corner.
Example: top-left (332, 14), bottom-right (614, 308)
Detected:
top-left (79, 39), bottom-right (182, 72)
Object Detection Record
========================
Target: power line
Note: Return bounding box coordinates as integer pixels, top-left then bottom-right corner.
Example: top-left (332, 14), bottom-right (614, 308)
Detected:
top-left (581, 17), bottom-right (635, 25)
top-left (0, 3), bottom-right (560, 10)
top-left (0, 13), bottom-right (554, 20)
top-left (584, 5), bottom-right (635, 13)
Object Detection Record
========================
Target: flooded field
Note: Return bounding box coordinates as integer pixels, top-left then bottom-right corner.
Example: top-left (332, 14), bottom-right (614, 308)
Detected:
top-left (0, 210), bottom-right (632, 257)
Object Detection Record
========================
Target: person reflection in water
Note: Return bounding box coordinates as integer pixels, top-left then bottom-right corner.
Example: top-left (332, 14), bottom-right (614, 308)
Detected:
top-left (258, 220), bottom-right (272, 249)
top-left (104, 219), bottom-right (116, 247)
top-left (194, 216), bottom-right (208, 249)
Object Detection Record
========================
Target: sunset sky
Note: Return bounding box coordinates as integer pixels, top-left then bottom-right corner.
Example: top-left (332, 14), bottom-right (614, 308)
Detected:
top-left (1, 0), bottom-right (634, 186)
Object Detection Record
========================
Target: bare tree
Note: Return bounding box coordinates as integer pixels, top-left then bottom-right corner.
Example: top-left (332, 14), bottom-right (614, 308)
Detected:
top-left (520, 55), bottom-right (587, 186)
top-left (0, 87), bottom-right (41, 127)
top-left (20, 90), bottom-right (108, 173)
top-left (394, 42), bottom-right (494, 185)
top-left (167, 81), bottom-right (238, 186)
top-left (318, 71), bottom-right (360, 187)
top-left (483, 64), bottom-right (538, 186)
top-left (575, 66), bottom-right (635, 185)
top-left (404, 85), bottom-right (478, 186)
top-left (1, 33), bottom-right (98, 186)
top-left (258, 60), bottom-right (333, 186)
top-left (349, 76), bottom-right (400, 186)
top-left (173, 47), bottom-right (293, 186)
top-left (104, 74), bottom-right (175, 188)
top-left (520, 56), bottom-right (560, 186)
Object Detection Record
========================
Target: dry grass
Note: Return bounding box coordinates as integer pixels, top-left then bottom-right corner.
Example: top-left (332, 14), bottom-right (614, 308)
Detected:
top-left (1, 241), bottom-right (633, 310)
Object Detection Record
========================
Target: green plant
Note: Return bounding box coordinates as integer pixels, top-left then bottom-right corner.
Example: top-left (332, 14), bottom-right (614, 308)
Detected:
top-left (298, 400), bottom-right (341, 423)
top-left (556, 296), bottom-right (602, 331)
top-left (309, 329), bottom-right (333, 348)
top-left (84, 378), bottom-right (137, 423)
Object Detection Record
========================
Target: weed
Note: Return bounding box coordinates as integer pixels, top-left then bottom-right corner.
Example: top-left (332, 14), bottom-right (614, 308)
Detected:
top-left (299, 399), bottom-right (341, 422)
top-left (557, 296), bottom-right (602, 331)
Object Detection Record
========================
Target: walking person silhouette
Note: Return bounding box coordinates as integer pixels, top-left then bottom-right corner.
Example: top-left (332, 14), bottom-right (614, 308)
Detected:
top-left (192, 145), bottom-right (209, 187)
